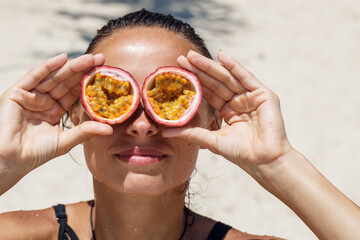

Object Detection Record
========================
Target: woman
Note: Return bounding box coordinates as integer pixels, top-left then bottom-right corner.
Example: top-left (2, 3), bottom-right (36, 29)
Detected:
top-left (0, 9), bottom-right (359, 240)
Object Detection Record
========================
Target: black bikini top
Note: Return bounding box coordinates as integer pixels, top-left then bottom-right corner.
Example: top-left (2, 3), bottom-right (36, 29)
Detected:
top-left (53, 204), bottom-right (232, 240)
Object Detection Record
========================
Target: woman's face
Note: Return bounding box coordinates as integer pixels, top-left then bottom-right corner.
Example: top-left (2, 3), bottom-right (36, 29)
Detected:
top-left (77, 27), bottom-right (213, 195)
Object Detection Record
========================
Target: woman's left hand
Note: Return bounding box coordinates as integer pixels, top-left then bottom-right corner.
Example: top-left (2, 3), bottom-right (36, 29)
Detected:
top-left (163, 50), bottom-right (360, 240)
top-left (163, 50), bottom-right (293, 175)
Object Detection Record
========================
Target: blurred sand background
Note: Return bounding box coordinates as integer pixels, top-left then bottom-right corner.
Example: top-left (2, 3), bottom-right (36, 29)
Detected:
top-left (1, 0), bottom-right (360, 239)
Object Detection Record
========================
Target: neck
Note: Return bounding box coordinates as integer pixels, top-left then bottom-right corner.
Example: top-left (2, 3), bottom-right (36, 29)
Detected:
top-left (92, 179), bottom-right (187, 240)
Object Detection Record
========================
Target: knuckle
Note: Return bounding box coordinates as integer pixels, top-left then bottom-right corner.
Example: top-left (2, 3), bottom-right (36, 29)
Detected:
top-left (48, 89), bottom-right (61, 100)
top-left (47, 105), bottom-right (64, 122)
top-left (25, 68), bottom-right (37, 80)
top-left (248, 72), bottom-right (256, 80)
top-left (207, 78), bottom-right (221, 91)
top-left (46, 74), bottom-right (57, 83)
top-left (6, 87), bottom-right (24, 101)
top-left (47, 72), bottom-right (62, 85)
top-left (223, 90), bottom-right (234, 101)
top-left (202, 87), bottom-right (214, 98)
top-left (44, 58), bottom-right (56, 71)
top-left (26, 67), bottom-right (35, 76)
top-left (202, 62), bottom-right (213, 73)
top-left (221, 74), bottom-right (232, 85)
top-left (70, 86), bottom-right (81, 96)
top-left (272, 92), bottom-right (281, 104)
top-left (60, 78), bottom-right (73, 89)
top-left (263, 89), bottom-right (280, 103)
top-left (228, 94), bottom-right (243, 109)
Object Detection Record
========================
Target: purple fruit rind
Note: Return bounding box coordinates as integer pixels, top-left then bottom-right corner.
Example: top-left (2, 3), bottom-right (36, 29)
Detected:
top-left (81, 66), bottom-right (140, 125)
top-left (141, 66), bottom-right (202, 127)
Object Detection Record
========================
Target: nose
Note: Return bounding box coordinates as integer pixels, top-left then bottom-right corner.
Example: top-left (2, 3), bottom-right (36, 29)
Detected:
top-left (125, 104), bottom-right (159, 137)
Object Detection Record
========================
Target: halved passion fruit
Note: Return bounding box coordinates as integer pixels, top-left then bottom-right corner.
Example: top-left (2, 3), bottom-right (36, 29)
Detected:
top-left (142, 67), bottom-right (202, 127)
top-left (81, 66), bottom-right (140, 124)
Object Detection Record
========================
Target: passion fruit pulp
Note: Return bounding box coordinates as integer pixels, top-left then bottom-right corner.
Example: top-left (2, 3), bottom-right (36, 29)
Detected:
top-left (142, 67), bottom-right (202, 127)
top-left (81, 66), bottom-right (140, 124)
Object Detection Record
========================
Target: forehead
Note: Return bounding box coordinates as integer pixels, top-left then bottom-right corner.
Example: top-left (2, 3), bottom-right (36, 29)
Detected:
top-left (92, 27), bottom-right (195, 85)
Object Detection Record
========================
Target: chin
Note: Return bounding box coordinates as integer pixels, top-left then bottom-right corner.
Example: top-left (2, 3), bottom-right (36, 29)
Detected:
top-left (120, 173), bottom-right (188, 196)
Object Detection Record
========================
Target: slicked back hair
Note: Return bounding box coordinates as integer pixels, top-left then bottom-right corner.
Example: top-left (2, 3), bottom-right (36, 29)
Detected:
top-left (85, 9), bottom-right (212, 59)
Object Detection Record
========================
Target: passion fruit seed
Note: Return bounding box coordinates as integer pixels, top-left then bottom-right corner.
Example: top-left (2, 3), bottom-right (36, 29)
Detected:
top-left (147, 72), bottom-right (195, 120)
top-left (85, 72), bottom-right (133, 119)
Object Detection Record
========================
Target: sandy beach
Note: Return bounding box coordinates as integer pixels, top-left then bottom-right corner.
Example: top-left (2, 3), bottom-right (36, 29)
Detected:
top-left (0, 0), bottom-right (359, 239)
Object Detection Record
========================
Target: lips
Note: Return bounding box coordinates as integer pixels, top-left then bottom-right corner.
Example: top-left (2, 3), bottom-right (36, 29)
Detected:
top-left (115, 146), bottom-right (167, 165)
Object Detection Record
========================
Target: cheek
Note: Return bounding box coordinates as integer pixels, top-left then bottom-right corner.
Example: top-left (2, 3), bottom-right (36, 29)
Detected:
top-left (172, 138), bottom-right (199, 183)
top-left (189, 99), bottom-right (212, 129)
top-left (83, 135), bottom-right (111, 179)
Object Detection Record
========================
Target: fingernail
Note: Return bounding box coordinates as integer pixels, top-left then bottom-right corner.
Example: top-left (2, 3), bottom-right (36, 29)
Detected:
top-left (178, 54), bottom-right (185, 59)
top-left (218, 49), bottom-right (232, 62)
top-left (219, 49), bottom-right (229, 54)
top-left (218, 49), bottom-right (227, 56)
top-left (78, 53), bottom-right (93, 60)
top-left (187, 49), bottom-right (200, 57)
top-left (48, 53), bottom-right (67, 65)
top-left (94, 53), bottom-right (104, 58)
top-left (51, 53), bottom-right (67, 59)
top-left (177, 55), bottom-right (187, 62)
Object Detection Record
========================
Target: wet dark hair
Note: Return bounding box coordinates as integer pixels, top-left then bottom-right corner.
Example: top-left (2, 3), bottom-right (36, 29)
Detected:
top-left (85, 8), bottom-right (212, 59)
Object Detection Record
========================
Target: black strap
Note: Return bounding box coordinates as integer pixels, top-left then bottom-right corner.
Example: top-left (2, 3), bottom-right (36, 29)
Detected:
top-left (53, 203), bottom-right (229, 240)
top-left (207, 221), bottom-right (232, 240)
top-left (53, 204), bottom-right (79, 240)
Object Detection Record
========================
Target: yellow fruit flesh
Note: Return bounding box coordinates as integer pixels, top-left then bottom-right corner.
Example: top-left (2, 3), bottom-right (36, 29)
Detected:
top-left (147, 73), bottom-right (195, 120)
top-left (85, 73), bottom-right (133, 119)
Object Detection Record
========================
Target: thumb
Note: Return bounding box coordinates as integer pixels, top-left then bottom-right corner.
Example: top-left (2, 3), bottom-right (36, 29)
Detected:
top-left (163, 126), bottom-right (219, 152)
top-left (58, 121), bottom-right (113, 154)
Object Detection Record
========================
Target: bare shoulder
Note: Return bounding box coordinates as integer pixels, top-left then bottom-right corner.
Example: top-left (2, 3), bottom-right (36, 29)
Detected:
top-left (0, 206), bottom-right (58, 240)
top-left (225, 228), bottom-right (287, 240)
top-left (189, 210), bottom-right (285, 240)
top-left (0, 201), bottom-right (92, 240)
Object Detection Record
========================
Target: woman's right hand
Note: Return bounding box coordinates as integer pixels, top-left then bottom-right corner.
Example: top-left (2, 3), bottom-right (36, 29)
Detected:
top-left (0, 53), bottom-right (113, 194)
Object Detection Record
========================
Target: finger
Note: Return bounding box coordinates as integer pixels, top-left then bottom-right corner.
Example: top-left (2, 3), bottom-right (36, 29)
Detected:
top-left (202, 86), bottom-right (226, 111)
top-left (35, 53), bottom-right (99, 95)
top-left (177, 55), bottom-right (235, 101)
top-left (186, 50), bottom-right (245, 94)
top-left (9, 87), bottom-right (57, 112)
top-left (36, 54), bottom-right (95, 93)
top-left (16, 53), bottom-right (68, 91)
top-left (162, 126), bottom-right (219, 153)
top-left (29, 103), bottom-right (67, 125)
top-left (9, 86), bottom-right (79, 126)
top-left (57, 85), bottom-right (81, 112)
top-left (219, 104), bottom-right (248, 125)
top-left (47, 53), bottom-right (105, 100)
top-left (58, 121), bottom-right (113, 155)
top-left (47, 75), bottom-right (80, 101)
top-left (228, 88), bottom-right (267, 114)
top-left (217, 50), bottom-right (264, 91)
top-left (93, 53), bottom-right (105, 66)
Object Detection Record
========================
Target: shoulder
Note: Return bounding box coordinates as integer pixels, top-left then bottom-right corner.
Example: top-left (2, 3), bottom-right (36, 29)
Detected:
top-left (0, 201), bottom-right (92, 240)
top-left (0, 206), bottom-right (58, 240)
top-left (189, 210), bottom-right (285, 240)
top-left (224, 228), bottom-right (286, 240)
